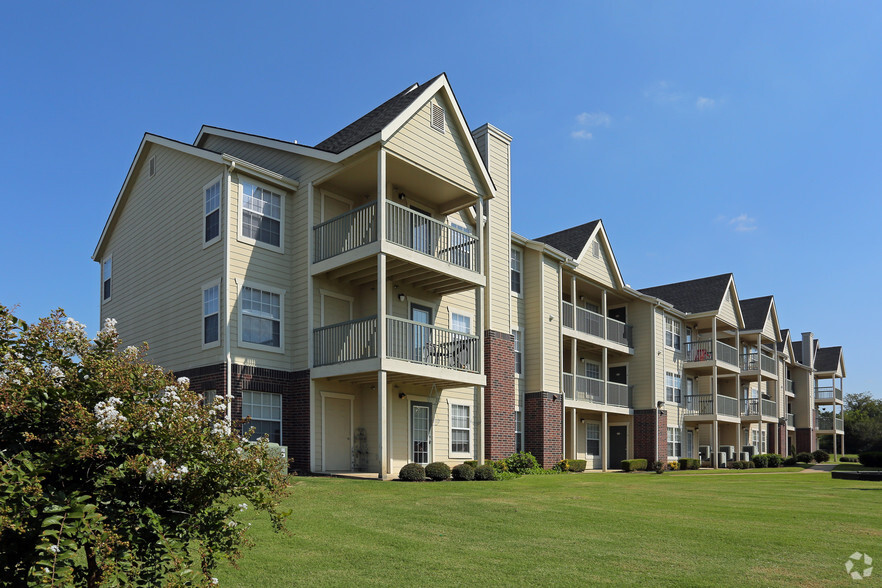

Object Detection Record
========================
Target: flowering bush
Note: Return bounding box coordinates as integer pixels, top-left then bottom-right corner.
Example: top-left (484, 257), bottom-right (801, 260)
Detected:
top-left (0, 307), bottom-right (290, 586)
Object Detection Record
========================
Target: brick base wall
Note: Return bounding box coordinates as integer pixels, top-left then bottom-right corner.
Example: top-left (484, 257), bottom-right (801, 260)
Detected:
top-left (176, 363), bottom-right (311, 474)
top-left (524, 391), bottom-right (563, 468)
top-left (795, 428), bottom-right (815, 454)
top-left (484, 329), bottom-right (515, 460)
top-left (634, 409), bottom-right (667, 464)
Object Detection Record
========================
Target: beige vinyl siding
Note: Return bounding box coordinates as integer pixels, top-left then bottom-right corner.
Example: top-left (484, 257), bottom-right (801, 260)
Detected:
top-left (575, 236), bottom-right (616, 288)
top-left (484, 137), bottom-right (511, 334)
top-left (761, 313), bottom-right (777, 341)
top-left (627, 300), bottom-right (656, 409)
top-left (99, 144), bottom-right (225, 372)
top-left (718, 288), bottom-right (738, 326)
top-left (199, 135), bottom-right (338, 184)
top-left (384, 95), bottom-right (483, 197)
top-left (541, 257), bottom-right (561, 392)
top-left (523, 248), bottom-right (543, 393)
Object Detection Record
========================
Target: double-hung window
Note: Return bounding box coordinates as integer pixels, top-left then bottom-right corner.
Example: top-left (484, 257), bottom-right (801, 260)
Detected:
top-left (667, 427), bottom-right (681, 458)
top-left (202, 283), bottom-right (220, 346)
top-left (510, 248), bottom-right (522, 294)
top-left (450, 223), bottom-right (472, 269)
top-left (241, 180), bottom-right (282, 248)
top-left (102, 257), bottom-right (112, 301)
top-left (242, 390), bottom-right (281, 444)
top-left (450, 311), bottom-right (471, 334)
top-left (241, 285), bottom-right (282, 349)
top-left (586, 422), bottom-right (600, 456)
top-left (512, 329), bottom-right (523, 376)
top-left (665, 317), bottom-right (681, 351)
top-left (450, 403), bottom-right (471, 456)
top-left (515, 410), bottom-right (523, 453)
top-left (665, 371), bottom-right (682, 403)
top-left (204, 179), bottom-right (221, 244)
top-left (585, 360), bottom-right (601, 380)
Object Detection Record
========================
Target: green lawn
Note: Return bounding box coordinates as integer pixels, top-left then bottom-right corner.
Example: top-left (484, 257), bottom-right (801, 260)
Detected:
top-left (216, 472), bottom-right (881, 587)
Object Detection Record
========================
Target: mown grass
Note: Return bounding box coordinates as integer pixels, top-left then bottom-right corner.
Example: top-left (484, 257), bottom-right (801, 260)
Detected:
top-left (216, 472), bottom-right (881, 587)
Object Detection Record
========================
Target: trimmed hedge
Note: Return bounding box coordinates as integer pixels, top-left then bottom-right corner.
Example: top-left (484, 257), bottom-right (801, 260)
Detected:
top-left (840, 456), bottom-right (859, 463)
top-left (474, 464), bottom-right (496, 481)
top-left (859, 452), bottom-right (882, 467)
top-left (464, 460), bottom-right (479, 468)
top-left (678, 458), bottom-right (700, 470)
top-left (567, 459), bottom-right (587, 472)
top-left (766, 453), bottom-right (783, 468)
top-left (452, 463), bottom-right (475, 481)
top-left (505, 452), bottom-right (540, 474)
top-left (783, 455), bottom-right (797, 467)
top-left (812, 450), bottom-right (830, 464)
top-left (728, 460), bottom-right (753, 470)
top-left (621, 459), bottom-right (647, 472)
top-left (425, 462), bottom-right (451, 481)
top-left (751, 454), bottom-right (769, 468)
top-left (399, 463), bottom-right (425, 481)
top-left (796, 452), bottom-right (814, 463)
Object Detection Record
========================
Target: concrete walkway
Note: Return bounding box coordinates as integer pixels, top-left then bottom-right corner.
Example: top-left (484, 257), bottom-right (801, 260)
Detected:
top-left (799, 464), bottom-right (837, 473)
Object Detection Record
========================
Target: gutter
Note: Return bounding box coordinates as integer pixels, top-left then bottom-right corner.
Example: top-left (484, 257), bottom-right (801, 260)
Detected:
top-left (224, 162), bottom-right (235, 422)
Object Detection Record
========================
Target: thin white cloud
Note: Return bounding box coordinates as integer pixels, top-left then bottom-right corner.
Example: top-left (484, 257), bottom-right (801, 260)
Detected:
top-left (571, 130), bottom-right (593, 140)
top-left (644, 80), bottom-right (685, 103)
top-left (696, 96), bottom-right (716, 110)
top-left (576, 111), bottom-right (612, 127)
top-left (728, 213), bottom-right (757, 232)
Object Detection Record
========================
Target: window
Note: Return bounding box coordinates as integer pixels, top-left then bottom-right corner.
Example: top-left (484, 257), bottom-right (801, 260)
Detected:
top-left (450, 404), bottom-right (471, 455)
top-left (241, 286), bottom-right (282, 348)
top-left (586, 423), bottom-right (600, 456)
top-left (515, 410), bottom-right (523, 453)
top-left (584, 360), bottom-right (600, 380)
top-left (751, 429), bottom-right (766, 453)
top-left (242, 390), bottom-right (281, 444)
top-left (203, 389), bottom-right (217, 408)
top-left (665, 316), bottom-right (681, 350)
top-left (667, 427), bottom-right (681, 458)
top-left (585, 301), bottom-right (599, 313)
top-left (241, 180), bottom-right (282, 248)
top-left (665, 371), bottom-right (682, 403)
top-left (512, 329), bottom-right (523, 376)
top-left (510, 248), bottom-right (522, 294)
top-left (450, 223), bottom-right (472, 268)
top-left (450, 311), bottom-right (471, 334)
top-left (203, 283), bottom-right (220, 346)
top-left (102, 257), bottom-right (112, 301)
top-left (204, 179), bottom-right (221, 244)
top-left (431, 102), bottom-right (445, 133)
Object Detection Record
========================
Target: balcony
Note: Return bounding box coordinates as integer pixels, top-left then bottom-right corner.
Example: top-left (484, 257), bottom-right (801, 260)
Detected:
top-left (561, 301), bottom-right (634, 350)
top-left (786, 413), bottom-right (795, 428)
top-left (313, 316), bottom-right (480, 380)
top-left (785, 379), bottom-right (794, 395)
top-left (741, 398), bottom-right (778, 419)
top-left (815, 386), bottom-right (843, 403)
top-left (739, 352), bottom-right (777, 378)
top-left (682, 340), bottom-right (739, 373)
top-left (684, 394), bottom-right (739, 418)
top-left (562, 373), bottom-right (632, 408)
top-left (817, 414), bottom-right (844, 431)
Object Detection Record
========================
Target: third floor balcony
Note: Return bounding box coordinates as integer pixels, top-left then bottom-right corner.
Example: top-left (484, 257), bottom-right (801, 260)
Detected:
top-left (814, 385), bottom-right (843, 404)
top-left (561, 301), bottom-right (634, 351)
top-left (682, 340), bottom-right (740, 374)
top-left (740, 351), bottom-right (778, 379)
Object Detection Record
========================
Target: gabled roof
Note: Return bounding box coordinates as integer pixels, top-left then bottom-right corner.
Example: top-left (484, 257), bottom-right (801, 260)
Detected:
top-left (777, 328), bottom-right (790, 353)
top-left (792, 340), bottom-right (805, 365)
top-left (638, 273), bottom-right (735, 315)
top-left (534, 221), bottom-right (600, 259)
top-left (815, 346), bottom-right (844, 375)
top-left (739, 296), bottom-right (777, 332)
top-left (315, 75), bottom-right (442, 154)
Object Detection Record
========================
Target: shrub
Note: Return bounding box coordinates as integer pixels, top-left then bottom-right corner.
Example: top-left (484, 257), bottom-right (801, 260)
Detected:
top-left (812, 450), bottom-right (830, 464)
top-left (766, 453), bottom-right (783, 468)
top-left (668, 460), bottom-right (680, 471)
top-left (751, 454), bottom-right (769, 468)
top-left (553, 460), bottom-right (569, 472)
top-left (651, 460), bottom-right (666, 474)
top-left (783, 456), bottom-right (797, 467)
top-left (678, 458), bottom-right (700, 470)
top-left (425, 462), bottom-right (451, 481)
top-left (487, 459), bottom-right (508, 473)
top-left (567, 459), bottom-right (587, 472)
top-left (399, 463), bottom-right (425, 481)
top-left (452, 463), bottom-right (475, 481)
top-left (796, 451), bottom-right (814, 463)
top-left (840, 456), bottom-right (858, 463)
top-left (474, 464), bottom-right (496, 480)
top-left (858, 451), bottom-right (882, 467)
top-left (747, 460), bottom-right (755, 468)
top-left (505, 452), bottom-right (540, 474)
top-left (464, 460), bottom-right (478, 468)
top-left (621, 459), bottom-right (647, 472)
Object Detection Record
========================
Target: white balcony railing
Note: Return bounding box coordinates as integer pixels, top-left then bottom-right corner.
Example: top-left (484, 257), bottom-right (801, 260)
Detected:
top-left (786, 413), bottom-right (795, 427)
top-left (607, 382), bottom-right (632, 407)
top-left (815, 386), bottom-right (843, 402)
top-left (313, 202), bottom-right (377, 262)
top-left (313, 316), bottom-right (378, 367)
top-left (684, 394), bottom-right (738, 417)
top-left (817, 414), bottom-right (844, 431)
top-left (741, 398), bottom-right (777, 418)
top-left (560, 301), bottom-right (633, 347)
top-left (785, 379), bottom-right (794, 394)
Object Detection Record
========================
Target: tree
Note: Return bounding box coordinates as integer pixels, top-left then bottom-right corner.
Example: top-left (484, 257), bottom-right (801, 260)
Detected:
top-left (843, 392), bottom-right (882, 454)
top-left (0, 306), bottom-right (290, 586)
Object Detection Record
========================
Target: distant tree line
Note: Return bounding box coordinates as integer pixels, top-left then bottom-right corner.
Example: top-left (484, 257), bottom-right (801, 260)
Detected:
top-left (843, 392), bottom-right (882, 454)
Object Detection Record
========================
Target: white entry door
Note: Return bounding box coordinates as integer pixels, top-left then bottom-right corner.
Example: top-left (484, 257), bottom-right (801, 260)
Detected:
top-left (411, 402), bottom-right (432, 464)
top-left (324, 395), bottom-right (352, 471)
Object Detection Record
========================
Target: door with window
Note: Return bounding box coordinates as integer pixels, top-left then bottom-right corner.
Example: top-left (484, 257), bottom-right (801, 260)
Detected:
top-left (411, 402), bottom-right (432, 465)
top-left (411, 304), bottom-right (432, 363)
top-left (410, 206), bottom-right (432, 255)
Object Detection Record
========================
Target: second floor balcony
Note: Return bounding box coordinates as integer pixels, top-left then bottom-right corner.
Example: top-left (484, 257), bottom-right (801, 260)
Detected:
top-left (740, 352), bottom-right (777, 378)
top-left (817, 413), bottom-right (844, 432)
top-left (684, 394), bottom-right (739, 418)
top-left (786, 413), bottom-right (795, 428)
top-left (682, 340), bottom-right (739, 373)
top-left (561, 301), bottom-right (634, 350)
top-left (785, 379), bottom-right (794, 395)
top-left (815, 386), bottom-right (843, 403)
top-left (741, 397), bottom-right (778, 419)
top-left (562, 372), bottom-right (633, 409)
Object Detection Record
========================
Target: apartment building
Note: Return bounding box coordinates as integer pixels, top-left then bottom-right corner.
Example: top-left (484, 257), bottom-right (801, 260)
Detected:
top-left (93, 74), bottom-right (844, 476)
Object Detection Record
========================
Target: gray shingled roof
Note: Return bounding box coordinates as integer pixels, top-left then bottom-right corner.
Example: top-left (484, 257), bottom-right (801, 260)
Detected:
top-left (791, 340), bottom-right (805, 365)
top-left (533, 220), bottom-right (600, 258)
top-left (814, 346), bottom-right (842, 373)
top-left (777, 328), bottom-right (790, 352)
top-left (740, 296), bottom-right (773, 331)
top-left (314, 74), bottom-right (442, 154)
top-left (638, 273), bottom-right (733, 314)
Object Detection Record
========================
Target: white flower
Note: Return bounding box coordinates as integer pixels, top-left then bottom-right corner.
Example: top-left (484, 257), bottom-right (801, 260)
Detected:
top-left (176, 376), bottom-right (190, 386)
top-left (177, 465), bottom-right (189, 475)
top-left (124, 346), bottom-right (138, 356)
top-left (63, 317), bottom-right (87, 337)
top-left (102, 317), bottom-right (118, 335)
top-left (227, 520), bottom-right (237, 528)
top-left (48, 366), bottom-right (65, 381)
top-left (211, 578), bottom-right (218, 585)
top-left (235, 446), bottom-right (244, 455)
top-left (23, 367), bottom-right (33, 376)
top-left (238, 503), bottom-right (248, 511)
top-left (48, 545), bottom-right (60, 553)
top-left (94, 397), bottom-right (127, 431)
top-left (212, 420), bottom-right (232, 436)
top-left (145, 458), bottom-right (167, 480)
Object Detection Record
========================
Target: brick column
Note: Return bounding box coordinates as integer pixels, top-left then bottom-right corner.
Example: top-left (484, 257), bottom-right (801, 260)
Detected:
top-left (524, 391), bottom-right (563, 467)
top-left (795, 429), bottom-right (814, 454)
top-left (634, 409), bottom-right (668, 464)
top-left (484, 330), bottom-right (516, 460)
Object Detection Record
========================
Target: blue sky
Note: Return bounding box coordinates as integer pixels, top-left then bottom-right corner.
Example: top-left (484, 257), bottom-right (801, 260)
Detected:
top-left (1, 2), bottom-right (878, 398)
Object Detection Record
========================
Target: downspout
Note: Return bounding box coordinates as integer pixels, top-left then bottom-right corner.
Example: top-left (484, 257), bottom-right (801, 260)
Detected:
top-left (656, 303), bottom-right (664, 465)
top-left (224, 161), bottom-right (236, 422)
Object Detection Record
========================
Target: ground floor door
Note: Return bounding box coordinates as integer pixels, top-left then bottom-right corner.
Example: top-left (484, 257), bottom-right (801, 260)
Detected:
top-left (323, 395), bottom-right (352, 471)
top-left (411, 401), bottom-right (432, 465)
top-left (608, 425), bottom-right (628, 469)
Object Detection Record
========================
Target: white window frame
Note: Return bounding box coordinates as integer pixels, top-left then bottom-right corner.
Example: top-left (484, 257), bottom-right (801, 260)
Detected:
top-left (515, 410), bottom-right (523, 453)
top-left (148, 155), bottom-right (155, 178)
top-left (430, 101), bottom-right (445, 133)
top-left (202, 279), bottom-right (221, 349)
top-left (584, 359), bottom-right (601, 380)
top-left (665, 371), bottom-right (682, 403)
top-left (203, 389), bottom-right (217, 408)
top-left (665, 316), bottom-right (682, 351)
top-left (667, 427), bottom-right (682, 458)
top-left (203, 176), bottom-right (222, 248)
top-left (512, 328), bottom-right (524, 377)
top-left (238, 282), bottom-right (285, 353)
top-left (447, 307), bottom-right (473, 335)
top-left (242, 390), bottom-right (282, 445)
top-left (447, 399), bottom-right (473, 458)
top-left (101, 256), bottom-right (112, 303)
top-left (238, 176), bottom-right (284, 253)
top-left (586, 422), bottom-right (601, 457)
top-left (510, 247), bottom-right (523, 296)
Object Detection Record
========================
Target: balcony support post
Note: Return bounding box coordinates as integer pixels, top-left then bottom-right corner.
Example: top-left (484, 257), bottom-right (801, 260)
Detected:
top-left (601, 290), bottom-right (608, 340)
top-left (377, 370), bottom-right (388, 480)
top-left (571, 336), bottom-right (578, 392)
top-left (712, 420), bottom-right (719, 468)
top-left (711, 320), bottom-right (718, 416)
top-left (601, 411), bottom-right (608, 472)
top-left (377, 148), bottom-right (386, 243)
top-left (307, 181), bottom-right (315, 369)
top-left (755, 333), bottom-right (762, 429)
top-left (736, 424), bottom-right (742, 461)
top-left (570, 275), bottom-right (576, 309)
top-left (477, 385), bottom-right (485, 465)
top-left (602, 347), bottom-right (608, 405)
top-left (569, 408), bottom-right (577, 460)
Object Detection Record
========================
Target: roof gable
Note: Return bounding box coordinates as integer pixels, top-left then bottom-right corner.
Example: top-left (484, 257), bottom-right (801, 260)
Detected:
top-left (639, 273), bottom-right (739, 320)
top-left (533, 220), bottom-right (625, 289)
top-left (815, 346), bottom-right (845, 375)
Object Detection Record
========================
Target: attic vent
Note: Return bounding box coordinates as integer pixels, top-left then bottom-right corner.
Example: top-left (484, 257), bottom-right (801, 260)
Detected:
top-left (592, 240), bottom-right (600, 258)
top-left (148, 156), bottom-right (156, 178)
top-left (725, 290), bottom-right (731, 302)
top-left (431, 102), bottom-right (445, 133)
